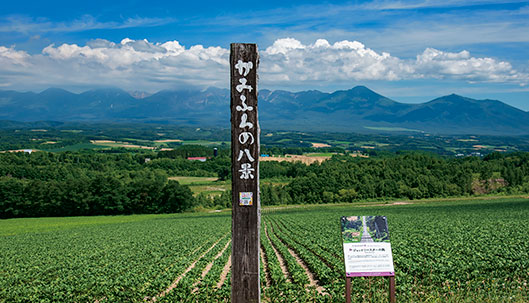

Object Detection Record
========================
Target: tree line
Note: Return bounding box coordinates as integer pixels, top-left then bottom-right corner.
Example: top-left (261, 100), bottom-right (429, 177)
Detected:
top-left (1, 148), bottom-right (528, 218)
top-left (0, 151), bottom-right (199, 218)
top-left (260, 152), bottom-right (529, 204)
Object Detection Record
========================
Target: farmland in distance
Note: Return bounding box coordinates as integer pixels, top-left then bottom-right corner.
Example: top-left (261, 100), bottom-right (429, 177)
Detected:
top-left (1, 197), bottom-right (528, 302)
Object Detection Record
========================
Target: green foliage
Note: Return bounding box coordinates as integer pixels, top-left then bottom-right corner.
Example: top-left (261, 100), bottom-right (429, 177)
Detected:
top-left (260, 152), bottom-right (529, 205)
top-left (0, 152), bottom-right (198, 218)
top-left (2, 149), bottom-right (529, 217)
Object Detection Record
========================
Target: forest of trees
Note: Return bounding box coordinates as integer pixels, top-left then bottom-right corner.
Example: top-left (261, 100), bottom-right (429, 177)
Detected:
top-left (260, 152), bottom-right (529, 204)
top-left (1, 146), bottom-right (529, 218)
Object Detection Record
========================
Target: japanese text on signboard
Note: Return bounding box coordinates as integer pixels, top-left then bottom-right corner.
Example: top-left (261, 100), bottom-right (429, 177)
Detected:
top-left (234, 59), bottom-right (256, 180)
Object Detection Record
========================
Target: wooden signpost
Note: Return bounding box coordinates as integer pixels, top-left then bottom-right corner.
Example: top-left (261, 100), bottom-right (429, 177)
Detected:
top-left (230, 43), bottom-right (260, 303)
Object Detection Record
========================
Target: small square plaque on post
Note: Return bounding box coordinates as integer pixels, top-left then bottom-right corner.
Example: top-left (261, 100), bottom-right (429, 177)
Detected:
top-left (239, 192), bottom-right (253, 206)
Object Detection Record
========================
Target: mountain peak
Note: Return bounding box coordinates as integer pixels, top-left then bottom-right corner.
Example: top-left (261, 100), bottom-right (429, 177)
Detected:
top-left (39, 87), bottom-right (74, 96)
top-left (429, 94), bottom-right (472, 104)
top-left (351, 85), bottom-right (370, 91)
top-left (128, 91), bottom-right (152, 99)
top-left (446, 93), bottom-right (465, 99)
top-left (343, 86), bottom-right (386, 100)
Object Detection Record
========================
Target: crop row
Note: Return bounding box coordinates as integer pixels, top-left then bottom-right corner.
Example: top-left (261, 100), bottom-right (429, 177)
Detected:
top-left (2, 198), bottom-right (529, 302)
top-left (261, 225), bottom-right (287, 287)
top-left (0, 214), bottom-right (230, 302)
top-left (264, 220), bottom-right (309, 286)
top-left (263, 198), bottom-right (529, 302)
top-left (157, 234), bottom-right (231, 302)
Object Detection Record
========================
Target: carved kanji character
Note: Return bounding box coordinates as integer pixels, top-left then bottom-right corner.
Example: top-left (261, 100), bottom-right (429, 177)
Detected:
top-left (238, 163), bottom-right (255, 179)
top-left (237, 148), bottom-right (255, 162)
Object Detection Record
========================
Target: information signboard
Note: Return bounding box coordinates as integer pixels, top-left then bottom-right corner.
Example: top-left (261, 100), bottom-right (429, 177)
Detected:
top-left (341, 216), bottom-right (395, 277)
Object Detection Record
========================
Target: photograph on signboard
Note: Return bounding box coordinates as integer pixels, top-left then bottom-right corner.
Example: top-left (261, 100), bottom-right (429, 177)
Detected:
top-left (341, 215), bottom-right (395, 277)
top-left (341, 216), bottom-right (390, 243)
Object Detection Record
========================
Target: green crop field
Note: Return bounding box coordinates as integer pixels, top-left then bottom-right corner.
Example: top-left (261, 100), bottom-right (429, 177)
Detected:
top-left (304, 152), bottom-right (336, 157)
top-left (1, 197), bottom-right (528, 302)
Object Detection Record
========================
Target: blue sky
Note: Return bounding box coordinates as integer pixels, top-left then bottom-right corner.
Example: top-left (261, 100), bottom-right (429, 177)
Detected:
top-left (1, 0), bottom-right (529, 110)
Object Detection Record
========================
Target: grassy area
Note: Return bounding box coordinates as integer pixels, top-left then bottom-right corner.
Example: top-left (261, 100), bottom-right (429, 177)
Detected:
top-left (304, 152), bottom-right (336, 157)
top-left (43, 143), bottom-right (107, 152)
top-left (168, 176), bottom-right (292, 196)
top-left (59, 130), bottom-right (83, 133)
top-left (169, 176), bottom-right (229, 196)
top-left (181, 140), bottom-right (230, 146)
top-left (168, 176), bottom-right (219, 185)
top-left (352, 141), bottom-right (391, 147)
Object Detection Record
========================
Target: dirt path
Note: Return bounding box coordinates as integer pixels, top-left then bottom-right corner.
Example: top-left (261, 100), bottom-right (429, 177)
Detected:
top-left (264, 222), bottom-right (292, 283)
top-left (274, 219), bottom-right (341, 266)
top-left (216, 255), bottom-right (232, 288)
top-left (96, 241), bottom-right (211, 303)
top-left (269, 223), bottom-right (325, 294)
top-left (191, 240), bottom-right (231, 293)
top-left (260, 245), bottom-right (271, 287)
top-left (145, 234), bottom-right (227, 302)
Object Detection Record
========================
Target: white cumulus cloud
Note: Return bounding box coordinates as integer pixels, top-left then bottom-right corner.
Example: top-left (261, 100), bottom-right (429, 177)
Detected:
top-left (261, 38), bottom-right (409, 83)
top-left (0, 46), bottom-right (29, 65)
top-left (413, 48), bottom-right (519, 82)
top-left (0, 37), bottom-right (526, 92)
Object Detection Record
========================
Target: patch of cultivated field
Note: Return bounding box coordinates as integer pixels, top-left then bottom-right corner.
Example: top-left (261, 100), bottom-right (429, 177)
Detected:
top-left (168, 176), bottom-right (229, 196)
top-left (168, 176), bottom-right (219, 185)
top-left (154, 139), bottom-right (182, 143)
top-left (90, 140), bottom-right (156, 150)
top-left (260, 154), bottom-right (331, 165)
top-left (311, 142), bottom-right (331, 148)
top-left (1, 197), bottom-right (528, 302)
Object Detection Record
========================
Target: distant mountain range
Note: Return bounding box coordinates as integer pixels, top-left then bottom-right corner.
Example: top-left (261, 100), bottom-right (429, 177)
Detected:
top-left (1, 86), bottom-right (528, 135)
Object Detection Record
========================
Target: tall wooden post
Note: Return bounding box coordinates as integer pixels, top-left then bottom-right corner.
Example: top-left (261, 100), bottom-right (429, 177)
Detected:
top-left (230, 43), bottom-right (260, 303)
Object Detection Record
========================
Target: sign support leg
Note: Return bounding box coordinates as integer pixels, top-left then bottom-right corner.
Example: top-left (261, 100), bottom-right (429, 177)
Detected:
top-left (345, 277), bottom-right (351, 303)
top-left (389, 276), bottom-right (396, 303)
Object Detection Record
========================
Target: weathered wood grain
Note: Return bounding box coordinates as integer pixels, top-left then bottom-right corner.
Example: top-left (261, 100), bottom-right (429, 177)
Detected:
top-left (230, 43), bottom-right (261, 303)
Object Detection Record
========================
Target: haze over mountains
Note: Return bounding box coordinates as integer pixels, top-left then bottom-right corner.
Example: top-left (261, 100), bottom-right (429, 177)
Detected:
top-left (1, 86), bottom-right (528, 135)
